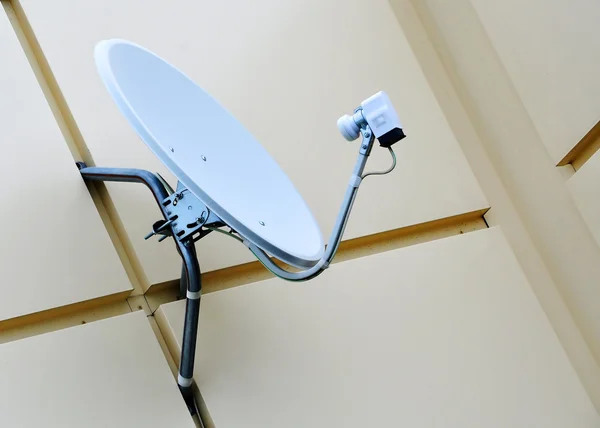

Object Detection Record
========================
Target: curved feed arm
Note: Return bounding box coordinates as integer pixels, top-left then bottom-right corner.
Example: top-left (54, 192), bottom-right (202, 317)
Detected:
top-left (243, 125), bottom-right (387, 281)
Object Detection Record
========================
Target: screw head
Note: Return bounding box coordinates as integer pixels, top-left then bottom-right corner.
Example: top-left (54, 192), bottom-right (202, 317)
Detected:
top-left (259, 221), bottom-right (265, 226)
top-left (364, 132), bottom-right (371, 138)
top-left (169, 147), bottom-right (175, 152)
top-left (188, 205), bottom-right (193, 210)
top-left (201, 155), bottom-right (207, 161)
top-left (362, 144), bottom-right (368, 149)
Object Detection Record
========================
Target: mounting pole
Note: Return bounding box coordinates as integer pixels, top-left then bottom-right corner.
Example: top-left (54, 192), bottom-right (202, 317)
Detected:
top-left (76, 162), bottom-right (205, 417)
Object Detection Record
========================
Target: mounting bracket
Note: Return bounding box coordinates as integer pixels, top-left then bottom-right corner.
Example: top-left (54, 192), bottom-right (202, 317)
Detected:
top-left (146, 182), bottom-right (224, 244)
top-left (76, 161), bottom-right (211, 419)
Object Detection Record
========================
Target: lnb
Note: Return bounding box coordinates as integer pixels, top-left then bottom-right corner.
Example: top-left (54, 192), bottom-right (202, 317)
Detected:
top-left (337, 91), bottom-right (406, 147)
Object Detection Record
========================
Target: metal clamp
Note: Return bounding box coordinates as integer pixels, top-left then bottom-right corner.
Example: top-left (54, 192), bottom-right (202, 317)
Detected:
top-left (142, 182), bottom-right (224, 244)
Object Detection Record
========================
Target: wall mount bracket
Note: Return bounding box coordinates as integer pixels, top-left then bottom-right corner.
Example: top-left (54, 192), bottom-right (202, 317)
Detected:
top-left (76, 161), bottom-right (213, 420)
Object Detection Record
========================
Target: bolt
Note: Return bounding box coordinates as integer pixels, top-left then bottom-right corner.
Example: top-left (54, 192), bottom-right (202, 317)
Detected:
top-left (201, 155), bottom-right (207, 161)
top-left (169, 147), bottom-right (174, 152)
top-left (259, 221), bottom-right (265, 226)
top-left (364, 132), bottom-right (371, 138)
top-left (362, 144), bottom-right (368, 150)
top-left (188, 205), bottom-right (193, 210)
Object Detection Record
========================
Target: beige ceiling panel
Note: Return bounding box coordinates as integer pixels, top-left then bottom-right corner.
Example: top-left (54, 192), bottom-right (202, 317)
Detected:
top-left (0, 311), bottom-right (195, 427)
top-left (0, 11), bottom-right (131, 322)
top-left (466, 0), bottom-right (600, 163)
top-left (19, 0), bottom-right (488, 285)
top-left (156, 227), bottom-right (597, 427)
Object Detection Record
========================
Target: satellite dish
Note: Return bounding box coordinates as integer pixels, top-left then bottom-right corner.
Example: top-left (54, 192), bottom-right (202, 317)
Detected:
top-left (78, 38), bottom-right (406, 420)
top-left (94, 39), bottom-right (323, 269)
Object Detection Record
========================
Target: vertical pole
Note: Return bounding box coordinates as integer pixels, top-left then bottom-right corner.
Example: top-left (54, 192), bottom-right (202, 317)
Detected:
top-left (180, 262), bottom-right (188, 298)
top-left (76, 164), bottom-right (204, 419)
top-left (177, 241), bottom-right (202, 416)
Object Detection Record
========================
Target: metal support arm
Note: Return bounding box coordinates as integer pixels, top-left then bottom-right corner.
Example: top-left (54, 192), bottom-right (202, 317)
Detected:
top-left (76, 162), bottom-right (202, 417)
top-left (245, 126), bottom-right (376, 282)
